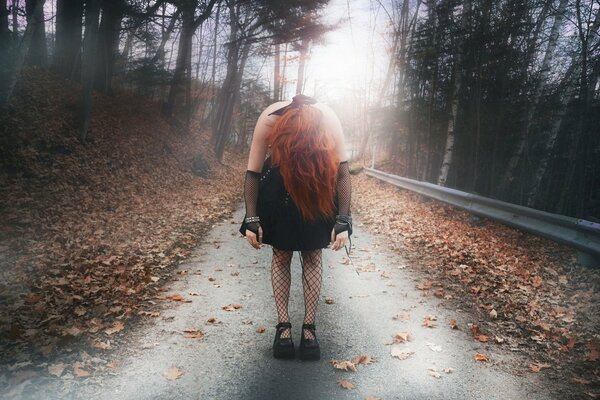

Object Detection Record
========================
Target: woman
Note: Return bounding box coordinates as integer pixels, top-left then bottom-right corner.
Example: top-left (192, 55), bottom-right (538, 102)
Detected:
top-left (239, 94), bottom-right (352, 361)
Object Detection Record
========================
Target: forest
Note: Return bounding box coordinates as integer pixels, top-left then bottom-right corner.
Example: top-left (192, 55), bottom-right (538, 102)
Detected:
top-left (1, 0), bottom-right (598, 218)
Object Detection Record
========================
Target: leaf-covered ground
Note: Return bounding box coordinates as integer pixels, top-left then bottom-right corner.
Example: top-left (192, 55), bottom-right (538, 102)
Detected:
top-left (0, 69), bottom-right (245, 377)
top-left (353, 173), bottom-right (600, 396)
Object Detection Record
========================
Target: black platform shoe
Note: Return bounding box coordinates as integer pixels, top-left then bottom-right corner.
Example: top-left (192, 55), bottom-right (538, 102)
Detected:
top-left (273, 322), bottom-right (295, 359)
top-left (298, 323), bottom-right (320, 361)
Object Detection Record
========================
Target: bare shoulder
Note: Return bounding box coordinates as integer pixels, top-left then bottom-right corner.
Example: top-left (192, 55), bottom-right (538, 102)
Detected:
top-left (257, 100), bottom-right (291, 128)
top-left (314, 102), bottom-right (347, 161)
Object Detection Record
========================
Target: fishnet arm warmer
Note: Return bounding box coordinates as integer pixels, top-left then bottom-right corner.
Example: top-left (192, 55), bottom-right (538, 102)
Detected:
top-left (336, 161), bottom-right (351, 216)
top-left (334, 161), bottom-right (352, 236)
top-left (244, 170), bottom-right (261, 233)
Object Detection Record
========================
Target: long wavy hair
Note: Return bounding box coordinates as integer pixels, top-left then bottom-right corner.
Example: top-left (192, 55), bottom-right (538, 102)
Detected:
top-left (268, 105), bottom-right (339, 222)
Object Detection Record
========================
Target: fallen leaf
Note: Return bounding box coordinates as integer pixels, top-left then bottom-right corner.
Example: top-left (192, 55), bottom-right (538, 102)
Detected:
top-left (390, 346), bottom-right (414, 360)
top-left (489, 309), bottom-right (498, 319)
top-left (428, 368), bottom-right (442, 378)
top-left (183, 328), bottom-right (204, 339)
top-left (330, 360), bottom-right (357, 372)
top-left (325, 298), bottom-right (335, 304)
top-left (449, 319), bottom-right (458, 329)
top-left (340, 257), bottom-right (350, 265)
top-left (164, 293), bottom-right (191, 303)
top-left (351, 355), bottom-right (375, 365)
top-left (426, 342), bottom-right (442, 352)
top-left (434, 288), bottom-right (445, 298)
top-left (393, 331), bottom-right (411, 343)
top-left (206, 317), bottom-right (218, 324)
top-left (337, 380), bottom-right (355, 390)
top-left (92, 340), bottom-right (111, 350)
top-left (586, 342), bottom-right (599, 362)
top-left (529, 362), bottom-right (551, 372)
top-left (256, 325), bottom-right (265, 333)
top-left (48, 363), bottom-right (67, 377)
top-left (104, 321), bottom-right (125, 335)
top-left (364, 396), bottom-right (381, 400)
top-left (380, 271), bottom-right (391, 279)
top-left (416, 280), bottom-right (433, 290)
top-left (423, 315), bottom-right (437, 328)
top-left (73, 362), bottom-right (91, 377)
top-left (165, 367), bottom-right (184, 380)
top-left (474, 352), bottom-right (489, 362)
top-left (474, 335), bottom-right (489, 343)
top-left (571, 377), bottom-right (591, 385)
top-left (63, 326), bottom-right (83, 337)
top-left (222, 304), bottom-right (242, 311)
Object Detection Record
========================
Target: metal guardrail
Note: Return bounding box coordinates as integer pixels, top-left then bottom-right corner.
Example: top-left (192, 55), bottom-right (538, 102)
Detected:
top-left (364, 168), bottom-right (600, 266)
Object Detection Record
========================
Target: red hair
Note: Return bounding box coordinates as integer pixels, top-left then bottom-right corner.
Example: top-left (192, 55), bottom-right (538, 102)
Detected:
top-left (268, 106), bottom-right (339, 222)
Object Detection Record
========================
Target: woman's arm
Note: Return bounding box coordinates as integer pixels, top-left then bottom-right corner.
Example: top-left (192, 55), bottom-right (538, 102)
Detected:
top-left (316, 103), bottom-right (352, 249)
top-left (244, 102), bottom-right (288, 248)
top-left (247, 101), bottom-right (290, 172)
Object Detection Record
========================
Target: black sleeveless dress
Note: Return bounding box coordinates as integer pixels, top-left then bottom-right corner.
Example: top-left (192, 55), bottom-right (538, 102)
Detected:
top-left (239, 155), bottom-right (337, 251)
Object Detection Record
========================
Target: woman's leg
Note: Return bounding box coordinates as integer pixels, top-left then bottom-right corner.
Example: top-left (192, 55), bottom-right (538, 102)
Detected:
top-left (271, 248), bottom-right (293, 338)
top-left (299, 249), bottom-right (323, 339)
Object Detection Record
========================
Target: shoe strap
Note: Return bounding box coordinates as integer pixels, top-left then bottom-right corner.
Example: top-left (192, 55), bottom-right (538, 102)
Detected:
top-left (302, 323), bottom-right (316, 331)
top-left (276, 322), bottom-right (292, 331)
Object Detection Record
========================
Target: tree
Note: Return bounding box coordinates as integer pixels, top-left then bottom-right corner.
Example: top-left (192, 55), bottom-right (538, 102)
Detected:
top-left (24, 0), bottom-right (46, 67)
top-left (54, 0), bottom-right (84, 79)
top-left (497, 0), bottom-right (568, 194)
top-left (212, 0), bottom-right (330, 160)
top-left (79, 0), bottom-right (101, 143)
top-left (163, 0), bottom-right (219, 126)
top-left (0, 0), bottom-right (45, 109)
top-left (94, 0), bottom-right (126, 94)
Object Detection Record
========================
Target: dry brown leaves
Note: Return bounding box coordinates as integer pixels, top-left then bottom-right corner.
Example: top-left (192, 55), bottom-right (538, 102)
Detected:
top-left (0, 68), bottom-right (244, 375)
top-left (353, 173), bottom-right (600, 385)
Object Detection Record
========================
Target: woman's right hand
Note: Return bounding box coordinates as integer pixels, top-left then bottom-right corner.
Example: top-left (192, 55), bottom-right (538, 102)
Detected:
top-left (246, 226), bottom-right (263, 249)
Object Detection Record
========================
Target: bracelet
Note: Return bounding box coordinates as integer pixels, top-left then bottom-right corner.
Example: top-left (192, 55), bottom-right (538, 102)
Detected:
top-left (245, 216), bottom-right (260, 224)
top-left (335, 214), bottom-right (352, 224)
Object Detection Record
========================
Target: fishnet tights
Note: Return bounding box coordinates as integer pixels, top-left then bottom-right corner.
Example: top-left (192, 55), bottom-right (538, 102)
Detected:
top-left (271, 248), bottom-right (323, 340)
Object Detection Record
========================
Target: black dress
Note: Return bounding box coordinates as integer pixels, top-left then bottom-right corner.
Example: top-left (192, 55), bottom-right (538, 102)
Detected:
top-left (239, 155), bottom-right (337, 251)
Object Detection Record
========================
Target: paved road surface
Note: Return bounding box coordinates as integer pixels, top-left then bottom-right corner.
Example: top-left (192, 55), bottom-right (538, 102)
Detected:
top-left (15, 207), bottom-right (554, 400)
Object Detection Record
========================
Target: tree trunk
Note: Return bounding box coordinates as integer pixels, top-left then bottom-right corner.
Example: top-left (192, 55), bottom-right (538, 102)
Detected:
top-left (152, 9), bottom-right (180, 66)
top-left (94, 0), bottom-right (124, 94)
top-left (526, 59), bottom-right (578, 207)
top-left (295, 39), bottom-right (309, 94)
top-left (78, 0), bottom-right (101, 143)
top-left (25, 0), bottom-right (46, 67)
top-left (165, 1), bottom-right (195, 117)
top-left (555, 2), bottom-right (597, 216)
top-left (273, 43), bottom-right (280, 100)
top-left (0, 0), bottom-right (10, 54)
top-left (437, 0), bottom-right (470, 186)
top-left (54, 0), bottom-right (83, 78)
top-left (497, 0), bottom-right (567, 194)
top-left (215, 39), bottom-right (251, 159)
top-left (11, 0), bottom-right (18, 41)
top-left (280, 42), bottom-right (288, 99)
top-left (0, 0), bottom-right (44, 109)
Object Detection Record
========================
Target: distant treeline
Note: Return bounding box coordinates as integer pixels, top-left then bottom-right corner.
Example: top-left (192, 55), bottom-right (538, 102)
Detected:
top-left (0, 0), bottom-right (332, 158)
top-left (370, 0), bottom-right (599, 219)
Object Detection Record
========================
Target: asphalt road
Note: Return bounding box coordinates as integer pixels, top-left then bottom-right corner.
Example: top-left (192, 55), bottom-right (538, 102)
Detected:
top-left (15, 206), bottom-right (556, 400)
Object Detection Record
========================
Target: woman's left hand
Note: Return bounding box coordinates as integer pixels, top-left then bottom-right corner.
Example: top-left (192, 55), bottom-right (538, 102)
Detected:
top-left (330, 229), bottom-right (348, 251)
